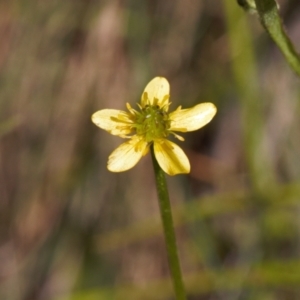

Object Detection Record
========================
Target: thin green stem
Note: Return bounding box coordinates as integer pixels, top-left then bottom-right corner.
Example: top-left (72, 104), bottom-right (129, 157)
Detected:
top-left (150, 146), bottom-right (187, 300)
top-left (253, 0), bottom-right (300, 76)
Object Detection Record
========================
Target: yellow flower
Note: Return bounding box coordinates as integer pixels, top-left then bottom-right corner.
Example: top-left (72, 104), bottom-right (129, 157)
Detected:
top-left (91, 77), bottom-right (217, 175)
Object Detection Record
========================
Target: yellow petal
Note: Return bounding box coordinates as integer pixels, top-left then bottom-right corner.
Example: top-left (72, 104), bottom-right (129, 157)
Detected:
top-left (91, 109), bottom-right (133, 136)
top-left (154, 140), bottom-right (190, 175)
top-left (169, 103), bottom-right (217, 132)
top-left (141, 77), bottom-right (170, 109)
top-left (108, 137), bottom-right (148, 172)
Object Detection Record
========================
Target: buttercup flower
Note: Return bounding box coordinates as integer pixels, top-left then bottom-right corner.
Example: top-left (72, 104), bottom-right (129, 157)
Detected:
top-left (92, 77), bottom-right (217, 175)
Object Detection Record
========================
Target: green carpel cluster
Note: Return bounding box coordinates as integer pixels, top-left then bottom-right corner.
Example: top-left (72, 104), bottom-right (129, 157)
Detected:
top-left (135, 105), bottom-right (171, 142)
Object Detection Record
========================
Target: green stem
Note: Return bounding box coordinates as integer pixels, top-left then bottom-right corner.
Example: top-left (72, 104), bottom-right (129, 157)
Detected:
top-left (150, 146), bottom-right (187, 300)
top-left (253, 0), bottom-right (300, 76)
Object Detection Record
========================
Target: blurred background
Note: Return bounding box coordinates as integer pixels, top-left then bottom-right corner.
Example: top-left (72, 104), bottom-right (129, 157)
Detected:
top-left (1, 0), bottom-right (300, 299)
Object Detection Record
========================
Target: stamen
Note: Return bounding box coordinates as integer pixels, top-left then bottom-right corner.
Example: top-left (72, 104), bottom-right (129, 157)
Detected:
top-left (171, 132), bottom-right (185, 141)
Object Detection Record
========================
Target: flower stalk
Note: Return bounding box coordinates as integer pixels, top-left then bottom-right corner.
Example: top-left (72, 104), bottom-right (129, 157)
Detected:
top-left (91, 77), bottom-right (217, 298)
top-left (151, 146), bottom-right (187, 300)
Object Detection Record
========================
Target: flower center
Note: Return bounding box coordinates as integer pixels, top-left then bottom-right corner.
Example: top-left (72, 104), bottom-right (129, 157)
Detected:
top-left (134, 105), bottom-right (171, 142)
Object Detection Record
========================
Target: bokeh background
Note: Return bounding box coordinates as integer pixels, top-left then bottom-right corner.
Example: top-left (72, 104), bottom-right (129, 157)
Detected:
top-left (1, 0), bottom-right (300, 299)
